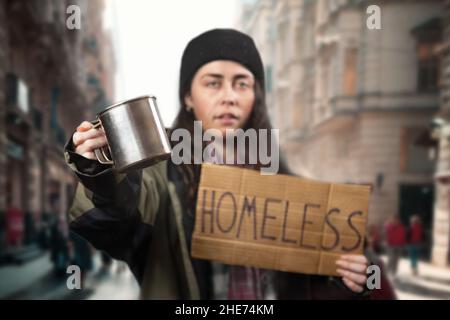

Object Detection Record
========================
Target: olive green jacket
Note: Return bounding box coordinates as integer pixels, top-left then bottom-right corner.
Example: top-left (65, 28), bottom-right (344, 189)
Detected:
top-left (65, 143), bottom-right (200, 299)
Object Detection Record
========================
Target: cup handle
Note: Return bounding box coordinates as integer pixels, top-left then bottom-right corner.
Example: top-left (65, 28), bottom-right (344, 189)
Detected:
top-left (91, 120), bottom-right (114, 165)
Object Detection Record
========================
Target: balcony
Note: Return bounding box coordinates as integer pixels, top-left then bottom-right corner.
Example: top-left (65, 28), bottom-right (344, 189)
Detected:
top-left (312, 96), bottom-right (358, 130)
top-left (311, 92), bottom-right (439, 132)
top-left (358, 92), bottom-right (439, 112)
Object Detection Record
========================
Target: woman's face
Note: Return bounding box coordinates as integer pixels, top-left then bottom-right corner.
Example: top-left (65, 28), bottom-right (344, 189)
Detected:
top-left (184, 60), bottom-right (255, 135)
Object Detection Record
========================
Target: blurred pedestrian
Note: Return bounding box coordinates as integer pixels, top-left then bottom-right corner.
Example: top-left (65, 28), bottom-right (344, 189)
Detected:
top-left (407, 214), bottom-right (423, 276)
top-left (0, 211), bottom-right (5, 258)
top-left (367, 224), bottom-right (382, 254)
top-left (48, 200), bottom-right (70, 276)
top-left (100, 251), bottom-right (113, 274)
top-left (49, 216), bottom-right (69, 276)
top-left (69, 231), bottom-right (93, 289)
top-left (384, 215), bottom-right (406, 276)
top-left (5, 203), bottom-right (24, 249)
top-left (37, 212), bottom-right (52, 250)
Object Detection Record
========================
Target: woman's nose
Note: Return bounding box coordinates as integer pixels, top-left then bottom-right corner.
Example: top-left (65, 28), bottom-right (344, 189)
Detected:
top-left (220, 83), bottom-right (237, 106)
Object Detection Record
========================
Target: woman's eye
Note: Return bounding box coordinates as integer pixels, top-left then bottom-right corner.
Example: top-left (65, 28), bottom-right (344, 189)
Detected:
top-left (207, 81), bottom-right (220, 88)
top-left (237, 82), bottom-right (250, 89)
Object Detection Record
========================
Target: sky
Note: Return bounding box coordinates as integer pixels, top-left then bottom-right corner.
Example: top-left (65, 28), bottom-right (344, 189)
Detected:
top-left (103, 0), bottom-right (241, 127)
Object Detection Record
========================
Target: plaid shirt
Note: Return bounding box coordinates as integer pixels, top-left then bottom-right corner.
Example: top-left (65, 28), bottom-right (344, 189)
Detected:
top-left (207, 151), bottom-right (270, 300)
top-left (227, 266), bottom-right (268, 299)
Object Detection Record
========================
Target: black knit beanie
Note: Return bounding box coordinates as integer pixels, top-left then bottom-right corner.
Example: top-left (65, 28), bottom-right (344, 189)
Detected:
top-left (179, 28), bottom-right (265, 103)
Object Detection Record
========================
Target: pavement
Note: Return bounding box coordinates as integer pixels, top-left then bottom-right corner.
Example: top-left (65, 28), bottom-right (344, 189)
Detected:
top-left (0, 252), bottom-right (53, 298)
top-left (1, 252), bottom-right (450, 300)
top-left (0, 253), bottom-right (139, 300)
top-left (381, 255), bottom-right (450, 300)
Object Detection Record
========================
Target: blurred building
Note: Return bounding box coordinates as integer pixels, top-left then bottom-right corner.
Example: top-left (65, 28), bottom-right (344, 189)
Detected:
top-left (0, 0), bottom-right (115, 258)
top-left (240, 0), bottom-right (278, 122)
top-left (240, 0), bottom-right (444, 259)
top-left (433, 0), bottom-right (450, 267)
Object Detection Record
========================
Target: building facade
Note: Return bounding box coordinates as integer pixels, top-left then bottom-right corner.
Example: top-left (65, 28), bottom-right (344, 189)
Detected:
top-left (0, 0), bottom-right (115, 252)
top-left (433, 0), bottom-right (450, 267)
top-left (240, 0), bottom-right (444, 261)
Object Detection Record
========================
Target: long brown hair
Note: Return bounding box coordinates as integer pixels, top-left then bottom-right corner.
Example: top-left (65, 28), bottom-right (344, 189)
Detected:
top-left (171, 79), bottom-right (290, 216)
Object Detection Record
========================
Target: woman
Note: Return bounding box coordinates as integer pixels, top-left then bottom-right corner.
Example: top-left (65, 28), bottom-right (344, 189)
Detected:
top-left (407, 215), bottom-right (423, 276)
top-left (384, 215), bottom-right (406, 276)
top-left (65, 29), bottom-right (369, 299)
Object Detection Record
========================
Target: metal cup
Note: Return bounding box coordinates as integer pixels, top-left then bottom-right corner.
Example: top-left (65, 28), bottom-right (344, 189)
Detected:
top-left (92, 95), bottom-right (171, 173)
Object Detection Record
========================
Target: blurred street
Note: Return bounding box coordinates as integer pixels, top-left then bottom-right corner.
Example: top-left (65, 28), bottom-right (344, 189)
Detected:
top-left (0, 253), bottom-right (139, 300)
top-left (379, 255), bottom-right (450, 300)
top-left (2, 252), bottom-right (450, 300)
top-left (1, 0), bottom-right (450, 300)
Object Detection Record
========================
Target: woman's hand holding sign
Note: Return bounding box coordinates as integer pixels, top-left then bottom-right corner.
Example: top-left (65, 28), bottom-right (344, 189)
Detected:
top-left (336, 254), bottom-right (369, 293)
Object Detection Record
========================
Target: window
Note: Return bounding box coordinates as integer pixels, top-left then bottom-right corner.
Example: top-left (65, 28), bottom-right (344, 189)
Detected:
top-left (417, 42), bottom-right (440, 93)
top-left (321, 57), bottom-right (330, 101)
top-left (400, 128), bottom-right (434, 174)
top-left (412, 18), bottom-right (442, 93)
top-left (32, 108), bottom-right (43, 131)
top-left (293, 92), bottom-right (302, 129)
top-left (17, 79), bottom-right (29, 113)
top-left (343, 48), bottom-right (357, 96)
top-left (6, 74), bottom-right (30, 114)
top-left (6, 138), bottom-right (24, 160)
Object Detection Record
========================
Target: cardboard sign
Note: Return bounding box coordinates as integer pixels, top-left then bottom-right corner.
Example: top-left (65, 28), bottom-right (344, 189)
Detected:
top-left (191, 164), bottom-right (371, 276)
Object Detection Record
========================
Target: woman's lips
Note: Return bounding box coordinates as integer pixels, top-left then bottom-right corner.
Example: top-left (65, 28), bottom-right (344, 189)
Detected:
top-left (214, 113), bottom-right (239, 126)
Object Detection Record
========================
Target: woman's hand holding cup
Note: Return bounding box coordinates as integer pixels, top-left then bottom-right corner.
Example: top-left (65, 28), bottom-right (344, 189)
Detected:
top-left (72, 121), bottom-right (108, 160)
